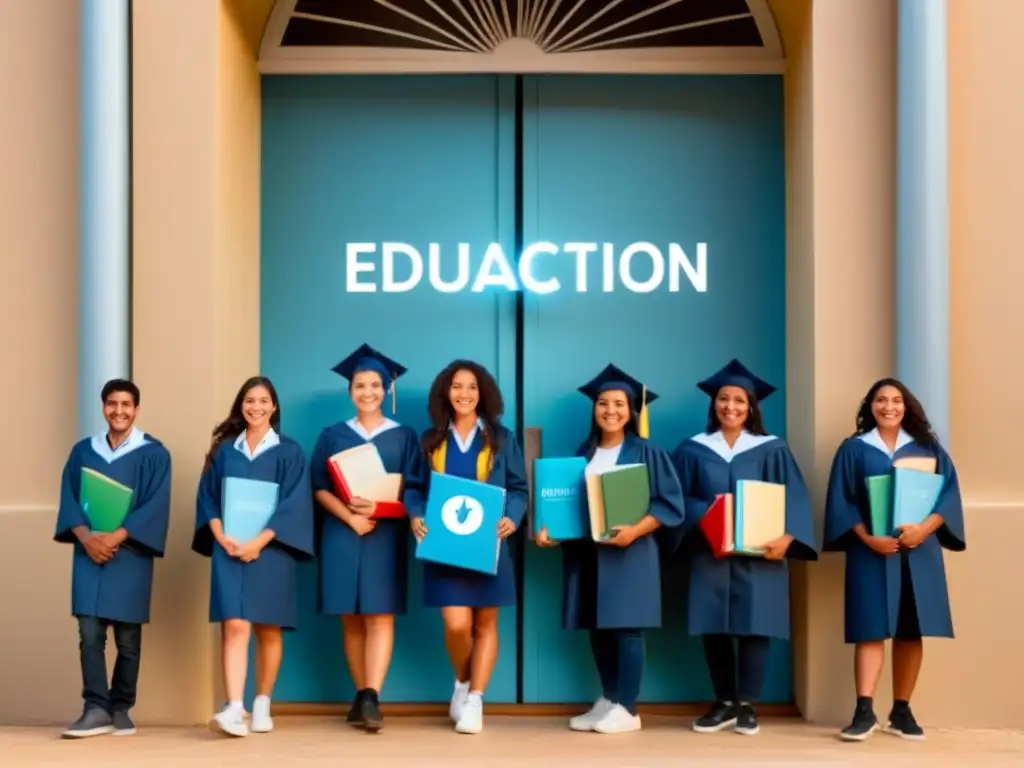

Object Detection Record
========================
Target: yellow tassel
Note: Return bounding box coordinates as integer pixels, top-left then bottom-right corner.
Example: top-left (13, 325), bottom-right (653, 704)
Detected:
top-left (638, 384), bottom-right (650, 439)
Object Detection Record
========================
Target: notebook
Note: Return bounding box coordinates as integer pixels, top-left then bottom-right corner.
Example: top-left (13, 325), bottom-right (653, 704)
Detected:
top-left (80, 468), bottom-right (134, 533)
top-left (586, 463), bottom-right (650, 542)
top-left (415, 472), bottom-right (506, 575)
top-left (531, 457), bottom-right (588, 541)
top-left (222, 477), bottom-right (280, 542)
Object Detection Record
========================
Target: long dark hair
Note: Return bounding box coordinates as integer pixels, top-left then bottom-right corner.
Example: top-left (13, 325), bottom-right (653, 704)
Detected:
top-left (421, 359), bottom-right (504, 456)
top-left (705, 387), bottom-right (768, 435)
top-left (204, 376), bottom-right (281, 471)
top-left (854, 377), bottom-right (937, 447)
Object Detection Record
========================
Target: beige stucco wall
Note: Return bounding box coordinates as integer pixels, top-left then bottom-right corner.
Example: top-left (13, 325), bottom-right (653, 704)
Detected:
top-left (1, 0), bottom-right (1020, 729)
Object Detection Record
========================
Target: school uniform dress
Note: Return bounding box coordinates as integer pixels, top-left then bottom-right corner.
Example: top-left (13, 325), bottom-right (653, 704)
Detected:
top-left (193, 429), bottom-right (315, 629)
top-left (310, 418), bottom-right (425, 616)
top-left (670, 430), bottom-right (817, 718)
top-left (54, 428), bottom-right (172, 727)
top-left (823, 428), bottom-right (966, 643)
top-left (560, 434), bottom-right (685, 729)
top-left (415, 422), bottom-right (528, 609)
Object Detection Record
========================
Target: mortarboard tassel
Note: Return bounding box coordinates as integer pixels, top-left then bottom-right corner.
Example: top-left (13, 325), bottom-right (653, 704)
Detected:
top-left (390, 376), bottom-right (397, 416)
top-left (638, 384), bottom-right (650, 439)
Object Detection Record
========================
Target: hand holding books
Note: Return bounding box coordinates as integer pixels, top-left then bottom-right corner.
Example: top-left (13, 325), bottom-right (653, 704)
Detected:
top-left (497, 517), bottom-right (517, 540)
top-left (597, 524), bottom-right (640, 548)
top-left (761, 533), bottom-right (794, 561)
top-left (535, 526), bottom-right (558, 548)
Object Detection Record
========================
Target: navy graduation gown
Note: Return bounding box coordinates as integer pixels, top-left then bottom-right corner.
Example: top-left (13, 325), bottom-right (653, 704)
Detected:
top-left (823, 431), bottom-right (966, 643)
top-left (561, 434), bottom-right (686, 630)
top-left (413, 426), bottom-right (528, 608)
top-left (54, 432), bottom-right (172, 625)
top-left (670, 432), bottom-right (818, 639)
top-left (310, 420), bottom-right (426, 616)
top-left (193, 434), bottom-right (315, 629)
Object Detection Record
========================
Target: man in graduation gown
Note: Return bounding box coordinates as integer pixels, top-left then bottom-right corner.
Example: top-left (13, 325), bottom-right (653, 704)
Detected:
top-left (53, 379), bottom-right (172, 738)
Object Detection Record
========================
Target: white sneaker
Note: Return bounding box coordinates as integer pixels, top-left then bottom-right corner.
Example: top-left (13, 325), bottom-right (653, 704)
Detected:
top-left (569, 697), bottom-right (616, 731)
top-left (455, 693), bottom-right (483, 734)
top-left (449, 680), bottom-right (469, 722)
top-left (593, 703), bottom-right (642, 734)
top-left (250, 695), bottom-right (273, 733)
top-left (209, 704), bottom-right (249, 737)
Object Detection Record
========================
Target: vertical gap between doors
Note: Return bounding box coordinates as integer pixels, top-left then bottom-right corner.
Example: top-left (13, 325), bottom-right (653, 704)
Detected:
top-left (513, 73), bottom-right (526, 704)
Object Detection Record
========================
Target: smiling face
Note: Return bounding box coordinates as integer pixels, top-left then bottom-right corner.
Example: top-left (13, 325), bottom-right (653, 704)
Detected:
top-left (449, 368), bottom-right (480, 418)
top-left (871, 384), bottom-right (905, 431)
top-left (241, 384), bottom-right (276, 429)
top-left (103, 390), bottom-right (137, 436)
top-left (714, 385), bottom-right (750, 431)
top-left (594, 389), bottom-right (631, 435)
top-left (350, 370), bottom-right (385, 415)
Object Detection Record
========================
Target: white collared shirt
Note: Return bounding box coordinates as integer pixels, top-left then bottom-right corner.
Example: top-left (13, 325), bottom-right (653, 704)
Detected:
top-left (234, 427), bottom-right (280, 461)
top-left (450, 418), bottom-right (486, 454)
top-left (690, 429), bottom-right (778, 463)
top-left (347, 417), bottom-right (399, 441)
top-left (857, 427), bottom-right (913, 457)
top-left (90, 427), bottom-right (148, 464)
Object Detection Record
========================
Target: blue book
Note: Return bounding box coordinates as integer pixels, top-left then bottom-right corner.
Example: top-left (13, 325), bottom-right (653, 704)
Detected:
top-left (891, 467), bottom-right (944, 533)
top-left (416, 472), bottom-right (506, 575)
top-left (222, 477), bottom-right (279, 542)
top-left (532, 457), bottom-right (588, 541)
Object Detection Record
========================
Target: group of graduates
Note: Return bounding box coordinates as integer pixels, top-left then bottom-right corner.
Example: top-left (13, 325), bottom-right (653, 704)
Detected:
top-left (54, 347), bottom-right (966, 746)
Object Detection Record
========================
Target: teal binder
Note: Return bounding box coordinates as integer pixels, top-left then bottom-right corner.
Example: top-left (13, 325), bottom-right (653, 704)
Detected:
top-left (222, 477), bottom-right (280, 542)
top-left (532, 457), bottom-right (587, 540)
top-left (891, 467), bottom-right (944, 533)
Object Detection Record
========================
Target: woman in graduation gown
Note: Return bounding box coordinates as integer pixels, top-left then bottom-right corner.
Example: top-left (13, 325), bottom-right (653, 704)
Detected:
top-left (824, 377), bottom-right (965, 742)
top-left (536, 364), bottom-right (686, 735)
top-left (669, 359), bottom-right (818, 736)
top-left (409, 359), bottom-right (529, 735)
top-left (309, 344), bottom-right (425, 732)
top-left (193, 376), bottom-right (315, 738)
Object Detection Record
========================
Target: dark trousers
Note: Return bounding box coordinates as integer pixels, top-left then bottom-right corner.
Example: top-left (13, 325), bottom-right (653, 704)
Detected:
top-left (589, 628), bottom-right (644, 715)
top-left (702, 634), bottom-right (770, 703)
top-left (77, 615), bottom-right (142, 713)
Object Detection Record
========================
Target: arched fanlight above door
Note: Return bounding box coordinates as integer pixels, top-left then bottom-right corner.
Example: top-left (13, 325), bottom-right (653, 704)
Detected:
top-left (258, 0), bottom-right (785, 74)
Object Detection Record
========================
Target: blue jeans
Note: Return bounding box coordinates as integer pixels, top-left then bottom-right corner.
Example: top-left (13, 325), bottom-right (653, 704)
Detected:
top-left (77, 616), bottom-right (142, 713)
top-left (589, 628), bottom-right (645, 715)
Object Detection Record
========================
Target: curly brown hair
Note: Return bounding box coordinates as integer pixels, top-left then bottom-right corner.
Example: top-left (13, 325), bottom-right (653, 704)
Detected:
top-left (421, 359), bottom-right (505, 456)
top-left (854, 377), bottom-right (937, 447)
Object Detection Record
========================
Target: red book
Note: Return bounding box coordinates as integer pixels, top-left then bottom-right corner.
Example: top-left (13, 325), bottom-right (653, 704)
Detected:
top-left (326, 444), bottom-right (407, 520)
top-left (699, 493), bottom-right (735, 558)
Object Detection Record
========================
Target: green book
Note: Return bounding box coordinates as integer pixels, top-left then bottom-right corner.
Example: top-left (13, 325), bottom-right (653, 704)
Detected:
top-left (80, 467), bottom-right (135, 533)
top-left (864, 474), bottom-right (893, 536)
top-left (586, 463), bottom-right (650, 541)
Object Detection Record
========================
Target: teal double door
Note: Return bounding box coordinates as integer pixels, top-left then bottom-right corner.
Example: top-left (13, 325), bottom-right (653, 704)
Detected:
top-left (259, 73), bottom-right (789, 705)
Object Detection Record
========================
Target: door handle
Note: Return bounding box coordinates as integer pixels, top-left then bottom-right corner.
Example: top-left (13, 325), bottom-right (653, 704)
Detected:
top-left (523, 426), bottom-right (542, 538)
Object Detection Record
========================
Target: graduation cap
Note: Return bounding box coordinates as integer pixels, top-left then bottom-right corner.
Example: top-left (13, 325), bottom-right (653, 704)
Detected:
top-left (697, 359), bottom-right (777, 402)
top-left (331, 343), bottom-right (408, 414)
top-left (578, 363), bottom-right (658, 439)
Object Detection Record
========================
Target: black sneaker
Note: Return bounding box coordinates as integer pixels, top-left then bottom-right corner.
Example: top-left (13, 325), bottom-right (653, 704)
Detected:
top-left (111, 710), bottom-right (136, 736)
top-left (734, 703), bottom-right (759, 735)
top-left (692, 701), bottom-right (739, 733)
top-left (62, 707), bottom-right (115, 738)
top-left (884, 702), bottom-right (925, 741)
top-left (359, 689), bottom-right (384, 733)
top-left (346, 690), bottom-right (366, 726)
top-left (840, 699), bottom-right (879, 741)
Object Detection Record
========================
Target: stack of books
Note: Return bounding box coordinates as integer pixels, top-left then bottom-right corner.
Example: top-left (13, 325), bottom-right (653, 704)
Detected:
top-left (864, 456), bottom-right (941, 536)
top-left (699, 480), bottom-right (786, 558)
top-left (326, 443), bottom-right (406, 519)
top-left (80, 468), bottom-right (134, 532)
top-left (415, 472), bottom-right (506, 575)
top-left (529, 457), bottom-right (651, 543)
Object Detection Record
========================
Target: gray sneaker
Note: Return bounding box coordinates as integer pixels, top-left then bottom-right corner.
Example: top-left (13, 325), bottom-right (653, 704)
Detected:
top-left (62, 707), bottom-right (115, 738)
top-left (112, 710), bottom-right (137, 736)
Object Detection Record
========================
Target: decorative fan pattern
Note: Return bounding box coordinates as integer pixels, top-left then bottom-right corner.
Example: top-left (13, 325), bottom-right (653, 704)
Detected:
top-left (283, 0), bottom-right (764, 52)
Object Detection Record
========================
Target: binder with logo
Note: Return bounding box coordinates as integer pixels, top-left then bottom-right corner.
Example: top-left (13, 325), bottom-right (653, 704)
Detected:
top-left (531, 457), bottom-right (588, 541)
top-left (415, 471), bottom-right (506, 575)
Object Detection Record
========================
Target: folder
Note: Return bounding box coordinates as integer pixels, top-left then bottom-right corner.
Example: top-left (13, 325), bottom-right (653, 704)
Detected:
top-left (222, 477), bottom-right (279, 542)
top-left (586, 463), bottom-right (650, 542)
top-left (864, 474), bottom-right (894, 536)
top-left (326, 443), bottom-right (406, 519)
top-left (699, 493), bottom-right (734, 557)
top-left (415, 472), bottom-right (506, 575)
top-left (892, 467), bottom-right (944, 531)
top-left (80, 468), bottom-right (134, 533)
top-left (531, 457), bottom-right (588, 541)
top-left (735, 480), bottom-right (787, 554)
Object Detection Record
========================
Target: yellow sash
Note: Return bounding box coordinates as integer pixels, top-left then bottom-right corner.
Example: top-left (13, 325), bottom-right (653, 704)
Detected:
top-left (431, 438), bottom-right (493, 482)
